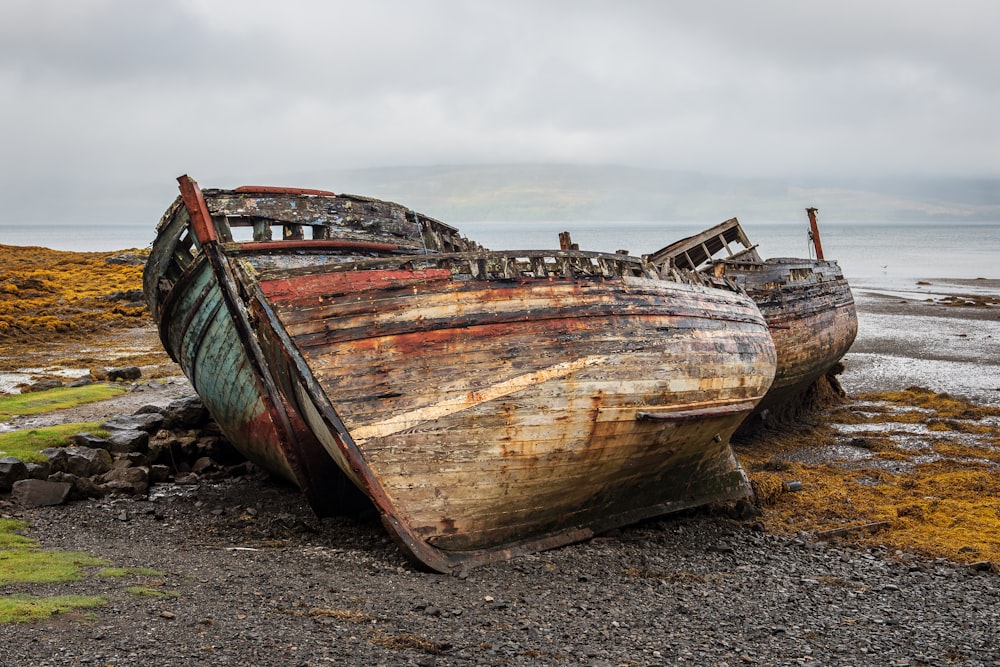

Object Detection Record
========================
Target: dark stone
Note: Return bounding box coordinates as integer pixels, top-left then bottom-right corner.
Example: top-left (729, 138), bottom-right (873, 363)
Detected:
top-left (164, 396), bottom-right (210, 428)
top-left (20, 379), bottom-right (63, 393)
top-left (106, 288), bottom-right (144, 301)
top-left (63, 447), bottom-right (114, 477)
top-left (99, 467), bottom-right (150, 495)
top-left (73, 432), bottom-right (111, 450)
top-left (41, 448), bottom-right (69, 473)
top-left (134, 404), bottom-right (167, 416)
top-left (102, 413), bottom-right (164, 434)
top-left (107, 429), bottom-right (150, 454)
top-left (91, 366), bottom-right (142, 382)
top-left (11, 479), bottom-right (71, 507)
top-left (25, 461), bottom-right (51, 480)
top-left (149, 464), bottom-right (172, 484)
top-left (105, 253), bottom-right (145, 266)
top-left (0, 457), bottom-right (29, 492)
top-left (48, 472), bottom-right (104, 500)
top-left (67, 376), bottom-right (93, 388)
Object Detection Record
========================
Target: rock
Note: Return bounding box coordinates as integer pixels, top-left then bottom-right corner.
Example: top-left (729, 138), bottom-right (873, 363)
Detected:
top-left (63, 447), bottom-right (114, 477)
top-left (149, 465), bottom-right (172, 484)
top-left (0, 457), bottom-right (29, 492)
top-left (11, 479), bottom-right (71, 507)
top-left (106, 288), bottom-right (144, 301)
top-left (24, 461), bottom-right (51, 480)
top-left (105, 253), bottom-right (145, 266)
top-left (191, 457), bottom-right (217, 475)
top-left (107, 429), bottom-right (150, 454)
top-left (67, 376), bottom-right (93, 388)
top-left (99, 467), bottom-right (150, 495)
top-left (41, 447), bottom-right (69, 473)
top-left (48, 472), bottom-right (105, 500)
top-left (134, 404), bottom-right (167, 416)
top-left (102, 413), bottom-right (165, 434)
top-left (20, 379), bottom-right (64, 393)
top-left (72, 432), bottom-right (111, 449)
top-left (91, 366), bottom-right (142, 382)
top-left (164, 396), bottom-right (210, 428)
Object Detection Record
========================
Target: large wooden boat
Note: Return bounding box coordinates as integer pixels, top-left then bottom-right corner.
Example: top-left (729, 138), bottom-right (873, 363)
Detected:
top-left (144, 175), bottom-right (777, 572)
top-left (647, 211), bottom-right (857, 432)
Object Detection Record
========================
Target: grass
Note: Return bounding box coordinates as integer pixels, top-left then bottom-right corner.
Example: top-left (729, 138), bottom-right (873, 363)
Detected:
top-left (99, 567), bottom-right (164, 578)
top-left (0, 422), bottom-right (106, 463)
top-left (0, 595), bottom-right (107, 623)
top-left (0, 517), bottom-right (113, 623)
top-left (0, 541), bottom-right (110, 587)
top-left (0, 384), bottom-right (126, 422)
top-left (125, 586), bottom-right (179, 598)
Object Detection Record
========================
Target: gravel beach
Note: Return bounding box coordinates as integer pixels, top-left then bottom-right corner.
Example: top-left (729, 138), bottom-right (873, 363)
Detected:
top-left (1, 276), bottom-right (999, 666)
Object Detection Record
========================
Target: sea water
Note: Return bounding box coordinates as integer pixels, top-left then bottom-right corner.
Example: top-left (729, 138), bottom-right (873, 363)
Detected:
top-left (1, 219), bottom-right (996, 283)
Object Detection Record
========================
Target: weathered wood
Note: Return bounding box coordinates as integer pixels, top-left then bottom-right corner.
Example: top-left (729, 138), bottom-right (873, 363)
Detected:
top-left (144, 177), bottom-right (778, 573)
top-left (648, 216), bottom-right (858, 432)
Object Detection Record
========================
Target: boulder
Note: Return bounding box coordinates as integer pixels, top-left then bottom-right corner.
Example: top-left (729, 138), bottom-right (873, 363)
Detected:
top-left (48, 472), bottom-right (104, 500)
top-left (0, 457), bottom-right (29, 492)
top-left (99, 467), bottom-right (150, 495)
top-left (25, 461), bottom-right (52, 480)
top-left (41, 448), bottom-right (69, 473)
top-left (20, 379), bottom-right (63, 393)
top-left (107, 429), bottom-right (150, 454)
top-left (11, 479), bottom-right (71, 507)
top-left (91, 366), bottom-right (142, 382)
top-left (72, 432), bottom-right (111, 450)
top-left (164, 396), bottom-right (210, 429)
top-left (63, 447), bottom-right (113, 477)
top-left (102, 413), bottom-right (165, 434)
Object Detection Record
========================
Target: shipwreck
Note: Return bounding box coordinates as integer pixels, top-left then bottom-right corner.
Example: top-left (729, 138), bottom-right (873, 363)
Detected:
top-left (648, 210), bottom-right (858, 432)
top-left (143, 176), bottom-right (777, 572)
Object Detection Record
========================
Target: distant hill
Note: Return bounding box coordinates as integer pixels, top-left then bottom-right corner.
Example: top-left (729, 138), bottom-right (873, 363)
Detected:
top-left (275, 164), bottom-right (1000, 224)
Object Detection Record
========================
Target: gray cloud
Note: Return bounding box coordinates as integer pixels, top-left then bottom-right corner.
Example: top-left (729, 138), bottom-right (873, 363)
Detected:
top-left (1, 0), bottom-right (997, 224)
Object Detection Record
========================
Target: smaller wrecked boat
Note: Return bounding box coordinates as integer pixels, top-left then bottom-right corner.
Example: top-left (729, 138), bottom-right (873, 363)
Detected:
top-left (144, 176), bottom-right (777, 572)
top-left (648, 209), bottom-right (857, 432)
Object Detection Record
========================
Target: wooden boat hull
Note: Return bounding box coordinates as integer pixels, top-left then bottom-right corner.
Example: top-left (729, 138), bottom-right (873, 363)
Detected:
top-left (648, 217), bottom-right (858, 433)
top-left (716, 258), bottom-right (857, 428)
top-left (144, 177), bottom-right (777, 572)
top-left (247, 257), bottom-right (775, 569)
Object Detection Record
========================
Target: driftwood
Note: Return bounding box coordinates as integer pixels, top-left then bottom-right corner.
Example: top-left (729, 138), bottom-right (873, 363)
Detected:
top-left (815, 521), bottom-right (891, 539)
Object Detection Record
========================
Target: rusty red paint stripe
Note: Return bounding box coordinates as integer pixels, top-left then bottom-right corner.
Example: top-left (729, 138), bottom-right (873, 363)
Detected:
top-left (260, 268), bottom-right (453, 302)
top-left (177, 174), bottom-right (217, 244)
top-left (235, 185), bottom-right (337, 196)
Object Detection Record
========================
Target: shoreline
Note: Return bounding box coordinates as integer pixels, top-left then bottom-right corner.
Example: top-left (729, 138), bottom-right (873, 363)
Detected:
top-left (2, 247), bottom-right (1000, 664)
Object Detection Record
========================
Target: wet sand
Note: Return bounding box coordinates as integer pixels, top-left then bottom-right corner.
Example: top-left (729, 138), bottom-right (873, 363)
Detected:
top-left (841, 277), bottom-right (1000, 406)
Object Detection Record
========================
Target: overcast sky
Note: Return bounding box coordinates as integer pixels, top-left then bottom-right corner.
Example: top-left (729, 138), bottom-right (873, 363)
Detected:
top-left (2, 0), bottom-right (998, 224)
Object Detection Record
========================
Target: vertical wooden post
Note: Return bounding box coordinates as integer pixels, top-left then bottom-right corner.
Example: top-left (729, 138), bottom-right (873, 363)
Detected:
top-left (806, 207), bottom-right (824, 260)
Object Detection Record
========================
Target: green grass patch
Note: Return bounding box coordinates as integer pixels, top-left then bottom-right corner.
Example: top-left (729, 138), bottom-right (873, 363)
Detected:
top-left (0, 519), bottom-right (110, 586)
top-left (0, 384), bottom-right (125, 422)
top-left (0, 595), bottom-right (107, 623)
top-left (0, 547), bottom-right (111, 586)
top-left (99, 567), bottom-right (164, 578)
top-left (125, 586), bottom-right (178, 598)
top-left (0, 519), bottom-right (33, 549)
top-left (0, 422), bottom-right (106, 463)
